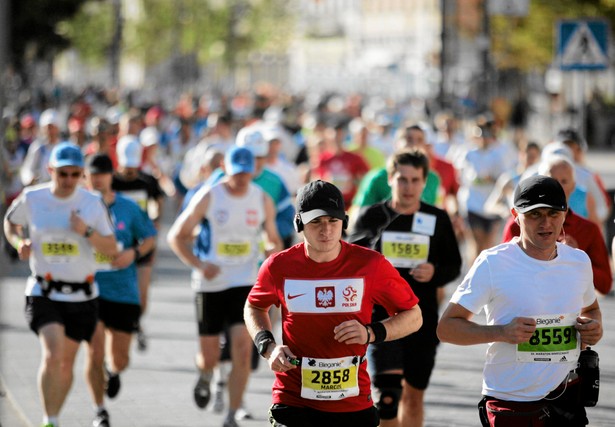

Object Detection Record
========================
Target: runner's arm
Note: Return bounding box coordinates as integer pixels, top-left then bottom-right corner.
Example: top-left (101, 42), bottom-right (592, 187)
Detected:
top-left (167, 191), bottom-right (210, 269)
top-left (437, 302), bottom-right (537, 345)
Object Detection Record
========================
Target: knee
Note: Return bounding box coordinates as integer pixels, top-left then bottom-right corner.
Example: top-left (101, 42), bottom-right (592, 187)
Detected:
top-left (42, 349), bottom-right (63, 371)
top-left (400, 382), bottom-right (424, 413)
top-left (112, 353), bottom-right (130, 372)
top-left (372, 374), bottom-right (403, 420)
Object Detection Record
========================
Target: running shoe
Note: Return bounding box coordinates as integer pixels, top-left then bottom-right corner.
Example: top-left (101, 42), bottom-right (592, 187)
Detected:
top-left (136, 328), bottom-right (147, 352)
top-left (235, 406), bottom-right (253, 420)
top-left (212, 386), bottom-right (225, 413)
top-left (222, 416), bottom-right (239, 427)
top-left (92, 409), bottom-right (110, 427)
top-left (193, 374), bottom-right (211, 409)
top-left (105, 366), bottom-right (121, 398)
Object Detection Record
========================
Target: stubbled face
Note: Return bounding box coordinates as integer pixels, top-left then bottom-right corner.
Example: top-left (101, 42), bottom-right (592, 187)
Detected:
top-left (302, 215), bottom-right (343, 260)
top-left (517, 207), bottom-right (566, 253)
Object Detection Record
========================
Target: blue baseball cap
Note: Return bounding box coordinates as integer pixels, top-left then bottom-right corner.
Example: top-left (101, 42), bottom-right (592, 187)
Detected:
top-left (49, 142), bottom-right (84, 168)
top-left (225, 146), bottom-right (255, 176)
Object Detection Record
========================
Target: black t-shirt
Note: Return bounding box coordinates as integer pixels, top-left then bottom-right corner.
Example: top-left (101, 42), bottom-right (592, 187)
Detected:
top-left (112, 171), bottom-right (164, 218)
top-left (349, 201), bottom-right (462, 324)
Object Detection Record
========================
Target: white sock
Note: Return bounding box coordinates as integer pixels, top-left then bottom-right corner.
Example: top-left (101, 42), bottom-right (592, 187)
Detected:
top-left (43, 415), bottom-right (59, 426)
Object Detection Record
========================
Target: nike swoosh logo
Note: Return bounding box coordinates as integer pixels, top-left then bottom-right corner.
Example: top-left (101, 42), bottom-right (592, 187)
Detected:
top-left (287, 293), bottom-right (307, 300)
top-left (538, 194), bottom-right (545, 198)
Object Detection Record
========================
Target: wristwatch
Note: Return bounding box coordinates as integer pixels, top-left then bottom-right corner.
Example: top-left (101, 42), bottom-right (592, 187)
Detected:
top-left (257, 338), bottom-right (276, 357)
top-left (84, 226), bottom-right (95, 238)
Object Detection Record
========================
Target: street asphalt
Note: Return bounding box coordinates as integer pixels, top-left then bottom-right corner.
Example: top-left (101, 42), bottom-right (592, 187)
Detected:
top-left (1, 149), bottom-right (614, 427)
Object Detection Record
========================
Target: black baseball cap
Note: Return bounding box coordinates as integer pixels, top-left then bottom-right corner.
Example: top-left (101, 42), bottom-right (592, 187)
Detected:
top-left (296, 180), bottom-right (346, 224)
top-left (513, 175), bottom-right (567, 214)
top-left (86, 153), bottom-right (114, 174)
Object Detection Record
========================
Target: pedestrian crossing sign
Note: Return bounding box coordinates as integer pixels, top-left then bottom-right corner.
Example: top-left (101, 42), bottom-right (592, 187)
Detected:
top-left (557, 19), bottom-right (609, 70)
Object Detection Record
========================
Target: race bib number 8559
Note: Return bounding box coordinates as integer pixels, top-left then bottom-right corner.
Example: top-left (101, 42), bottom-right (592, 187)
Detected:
top-left (516, 313), bottom-right (580, 363)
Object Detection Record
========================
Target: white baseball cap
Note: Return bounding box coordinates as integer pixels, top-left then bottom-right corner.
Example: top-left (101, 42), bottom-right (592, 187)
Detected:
top-left (236, 125), bottom-right (268, 157)
top-left (39, 109), bottom-right (61, 128)
top-left (117, 135), bottom-right (143, 168)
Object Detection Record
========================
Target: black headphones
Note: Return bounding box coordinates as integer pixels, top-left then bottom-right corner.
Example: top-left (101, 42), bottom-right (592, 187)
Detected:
top-left (294, 213), bottom-right (349, 233)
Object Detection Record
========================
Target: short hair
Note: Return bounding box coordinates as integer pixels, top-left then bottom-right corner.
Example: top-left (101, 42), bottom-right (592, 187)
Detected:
top-left (386, 148), bottom-right (429, 180)
top-left (556, 127), bottom-right (587, 151)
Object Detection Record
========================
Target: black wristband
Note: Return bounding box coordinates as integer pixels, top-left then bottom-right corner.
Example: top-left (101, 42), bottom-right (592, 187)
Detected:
top-left (367, 322), bottom-right (387, 344)
top-left (364, 324), bottom-right (371, 345)
top-left (255, 330), bottom-right (276, 356)
top-left (133, 246), bottom-right (140, 260)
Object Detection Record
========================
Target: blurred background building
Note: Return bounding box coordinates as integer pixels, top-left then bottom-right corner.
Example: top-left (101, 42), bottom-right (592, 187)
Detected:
top-left (2, 0), bottom-right (615, 146)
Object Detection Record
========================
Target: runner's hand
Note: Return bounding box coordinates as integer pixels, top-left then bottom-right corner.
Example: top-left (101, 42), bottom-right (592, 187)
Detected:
top-left (576, 317), bottom-right (602, 346)
top-left (70, 210), bottom-right (87, 236)
top-left (410, 262), bottom-right (435, 282)
top-left (267, 345), bottom-right (298, 373)
top-left (201, 261), bottom-right (221, 280)
top-left (333, 320), bottom-right (367, 345)
top-left (501, 317), bottom-right (536, 344)
top-left (18, 239), bottom-right (32, 260)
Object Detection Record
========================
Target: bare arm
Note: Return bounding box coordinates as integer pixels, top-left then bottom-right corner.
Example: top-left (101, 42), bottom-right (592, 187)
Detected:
top-left (111, 235), bottom-right (156, 269)
top-left (167, 190), bottom-right (221, 279)
top-left (244, 301), bottom-right (297, 372)
top-left (437, 302), bottom-right (537, 345)
top-left (70, 211), bottom-right (118, 257)
top-left (334, 304), bottom-right (423, 345)
top-left (3, 220), bottom-right (31, 260)
top-left (167, 191), bottom-right (210, 270)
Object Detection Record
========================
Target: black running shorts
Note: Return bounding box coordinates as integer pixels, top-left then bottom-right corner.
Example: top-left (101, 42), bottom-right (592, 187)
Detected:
top-left (98, 298), bottom-right (140, 333)
top-left (268, 404), bottom-right (379, 427)
top-left (195, 286), bottom-right (251, 336)
top-left (25, 296), bottom-right (99, 342)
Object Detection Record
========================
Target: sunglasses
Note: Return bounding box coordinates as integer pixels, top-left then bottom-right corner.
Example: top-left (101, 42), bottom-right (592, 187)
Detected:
top-left (57, 171), bottom-right (83, 178)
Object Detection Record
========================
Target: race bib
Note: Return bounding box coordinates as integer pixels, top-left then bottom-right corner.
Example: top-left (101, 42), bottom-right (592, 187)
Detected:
top-left (381, 231), bottom-right (429, 268)
top-left (300, 356), bottom-right (360, 401)
top-left (216, 241), bottom-right (252, 264)
top-left (41, 238), bottom-right (80, 264)
top-left (516, 313), bottom-right (580, 363)
top-left (94, 242), bottom-right (124, 271)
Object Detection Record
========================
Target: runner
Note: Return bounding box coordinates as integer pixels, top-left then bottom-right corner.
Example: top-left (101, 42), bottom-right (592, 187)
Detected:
top-left (83, 153), bottom-right (157, 427)
top-left (168, 146), bottom-right (282, 427)
top-left (4, 142), bottom-right (117, 427)
top-left (244, 180), bottom-right (423, 426)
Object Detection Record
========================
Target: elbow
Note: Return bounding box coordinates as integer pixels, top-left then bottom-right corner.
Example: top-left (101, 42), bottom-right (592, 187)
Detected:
top-left (436, 321), bottom-right (451, 343)
top-left (166, 229), bottom-right (177, 249)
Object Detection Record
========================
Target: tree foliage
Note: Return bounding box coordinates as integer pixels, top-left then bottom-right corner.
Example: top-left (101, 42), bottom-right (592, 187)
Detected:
top-left (61, 0), bottom-right (294, 70)
top-left (9, 0), bottom-right (87, 70)
top-left (491, 0), bottom-right (615, 72)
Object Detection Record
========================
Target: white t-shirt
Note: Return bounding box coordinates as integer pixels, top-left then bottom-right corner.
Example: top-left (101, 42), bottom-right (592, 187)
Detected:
top-left (5, 183), bottom-right (115, 302)
top-left (450, 240), bottom-right (596, 401)
top-left (190, 181), bottom-right (266, 292)
top-left (457, 145), bottom-right (507, 217)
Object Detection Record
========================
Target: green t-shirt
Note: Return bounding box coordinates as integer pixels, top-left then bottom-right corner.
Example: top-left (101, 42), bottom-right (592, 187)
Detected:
top-left (352, 167), bottom-right (440, 207)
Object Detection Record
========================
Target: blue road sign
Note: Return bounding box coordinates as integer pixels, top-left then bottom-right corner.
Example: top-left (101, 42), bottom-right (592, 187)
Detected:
top-left (558, 19), bottom-right (609, 71)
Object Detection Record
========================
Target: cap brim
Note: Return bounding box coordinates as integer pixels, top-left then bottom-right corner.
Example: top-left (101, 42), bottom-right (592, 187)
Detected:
top-left (87, 167), bottom-right (112, 174)
top-left (52, 161), bottom-right (84, 168)
top-left (300, 209), bottom-right (346, 224)
top-left (515, 203), bottom-right (567, 214)
top-left (228, 165), bottom-right (254, 175)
